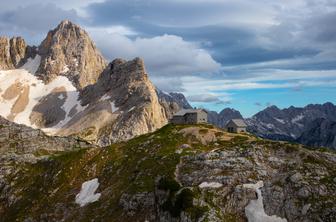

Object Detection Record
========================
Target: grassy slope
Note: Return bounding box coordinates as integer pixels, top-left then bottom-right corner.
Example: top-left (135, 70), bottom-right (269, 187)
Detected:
top-left (1, 124), bottom-right (335, 221)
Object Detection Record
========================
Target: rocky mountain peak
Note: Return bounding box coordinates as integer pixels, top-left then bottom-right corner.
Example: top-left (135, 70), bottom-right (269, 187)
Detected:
top-left (156, 89), bottom-right (192, 120)
top-left (253, 105), bottom-right (282, 120)
top-left (265, 105), bottom-right (280, 112)
top-left (219, 107), bottom-right (242, 116)
top-left (207, 107), bottom-right (243, 128)
top-left (37, 20), bottom-right (107, 89)
top-left (110, 57), bottom-right (148, 83)
top-left (38, 20), bottom-right (85, 54)
top-left (0, 36), bottom-right (33, 69)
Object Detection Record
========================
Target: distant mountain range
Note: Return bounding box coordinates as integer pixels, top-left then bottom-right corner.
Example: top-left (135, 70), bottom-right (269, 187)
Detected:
top-left (164, 95), bottom-right (336, 149)
top-left (245, 102), bottom-right (336, 149)
top-left (297, 118), bottom-right (336, 149)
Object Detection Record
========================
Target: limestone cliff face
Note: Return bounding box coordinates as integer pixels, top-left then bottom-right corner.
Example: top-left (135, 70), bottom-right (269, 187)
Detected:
top-left (0, 37), bottom-right (29, 69)
top-left (37, 20), bottom-right (107, 89)
top-left (96, 58), bottom-right (168, 145)
top-left (59, 57), bottom-right (168, 146)
top-left (0, 20), bottom-right (168, 146)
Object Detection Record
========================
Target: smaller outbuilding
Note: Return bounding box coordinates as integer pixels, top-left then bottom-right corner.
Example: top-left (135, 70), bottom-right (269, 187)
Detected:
top-left (170, 109), bottom-right (208, 124)
top-left (225, 119), bottom-right (247, 133)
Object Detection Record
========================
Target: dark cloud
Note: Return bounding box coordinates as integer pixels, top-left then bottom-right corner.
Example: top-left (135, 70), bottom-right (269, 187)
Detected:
top-left (86, 0), bottom-right (273, 28)
top-left (254, 102), bottom-right (262, 107)
top-left (306, 11), bottom-right (336, 43)
top-left (84, 0), bottom-right (336, 73)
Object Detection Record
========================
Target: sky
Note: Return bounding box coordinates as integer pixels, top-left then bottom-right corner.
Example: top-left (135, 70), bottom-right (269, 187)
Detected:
top-left (0, 0), bottom-right (335, 117)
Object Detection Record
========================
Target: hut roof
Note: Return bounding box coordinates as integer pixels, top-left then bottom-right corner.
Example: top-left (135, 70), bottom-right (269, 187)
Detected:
top-left (227, 119), bottom-right (247, 127)
top-left (173, 109), bottom-right (207, 116)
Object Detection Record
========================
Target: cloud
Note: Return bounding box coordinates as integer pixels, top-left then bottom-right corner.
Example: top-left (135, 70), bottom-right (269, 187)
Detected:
top-left (0, 3), bottom-right (79, 44)
top-left (0, 4), bottom-right (79, 31)
top-left (216, 100), bottom-right (231, 105)
top-left (254, 102), bottom-right (262, 107)
top-left (86, 0), bottom-right (278, 28)
top-left (151, 77), bottom-right (185, 92)
top-left (0, 0), bottom-right (103, 12)
top-left (187, 94), bottom-right (222, 103)
top-left (88, 29), bottom-right (221, 78)
top-left (84, 0), bottom-right (336, 72)
top-left (179, 69), bottom-right (336, 97)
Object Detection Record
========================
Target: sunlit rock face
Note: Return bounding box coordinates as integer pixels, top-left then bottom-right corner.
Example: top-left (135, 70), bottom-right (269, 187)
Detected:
top-left (37, 20), bottom-right (107, 89)
top-left (0, 36), bottom-right (36, 70)
top-left (0, 21), bottom-right (169, 146)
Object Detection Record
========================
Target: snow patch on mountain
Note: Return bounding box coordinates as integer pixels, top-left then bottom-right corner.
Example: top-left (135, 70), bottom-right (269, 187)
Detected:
top-left (199, 182), bottom-right (223, 189)
top-left (111, 102), bottom-right (119, 113)
top-left (244, 181), bottom-right (287, 222)
top-left (61, 65), bottom-right (69, 74)
top-left (20, 55), bottom-right (41, 74)
top-left (274, 118), bottom-right (285, 124)
top-left (0, 67), bottom-right (87, 134)
top-left (100, 94), bottom-right (111, 101)
top-left (128, 106), bottom-right (136, 112)
top-left (75, 178), bottom-right (101, 207)
top-left (291, 114), bottom-right (304, 123)
top-left (266, 123), bottom-right (275, 129)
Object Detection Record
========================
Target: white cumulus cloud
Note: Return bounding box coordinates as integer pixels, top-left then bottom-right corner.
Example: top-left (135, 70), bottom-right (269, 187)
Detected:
top-left (88, 29), bottom-right (221, 77)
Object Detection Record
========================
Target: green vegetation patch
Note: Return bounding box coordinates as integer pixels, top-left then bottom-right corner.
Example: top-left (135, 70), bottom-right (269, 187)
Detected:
top-left (231, 135), bottom-right (249, 143)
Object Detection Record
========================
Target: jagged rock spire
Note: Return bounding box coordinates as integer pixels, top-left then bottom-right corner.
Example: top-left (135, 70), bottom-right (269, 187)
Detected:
top-left (37, 20), bottom-right (107, 89)
top-left (0, 36), bottom-right (33, 69)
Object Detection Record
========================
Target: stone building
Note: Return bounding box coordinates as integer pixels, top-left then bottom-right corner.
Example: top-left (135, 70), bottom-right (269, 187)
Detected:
top-left (170, 109), bottom-right (208, 124)
top-left (225, 119), bottom-right (247, 133)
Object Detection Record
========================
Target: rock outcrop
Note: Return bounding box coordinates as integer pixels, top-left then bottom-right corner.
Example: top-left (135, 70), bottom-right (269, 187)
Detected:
top-left (37, 20), bottom-right (107, 89)
top-left (64, 57), bottom-right (168, 146)
top-left (0, 36), bottom-right (34, 69)
top-left (0, 116), bottom-right (89, 155)
top-left (1, 124), bottom-right (335, 221)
